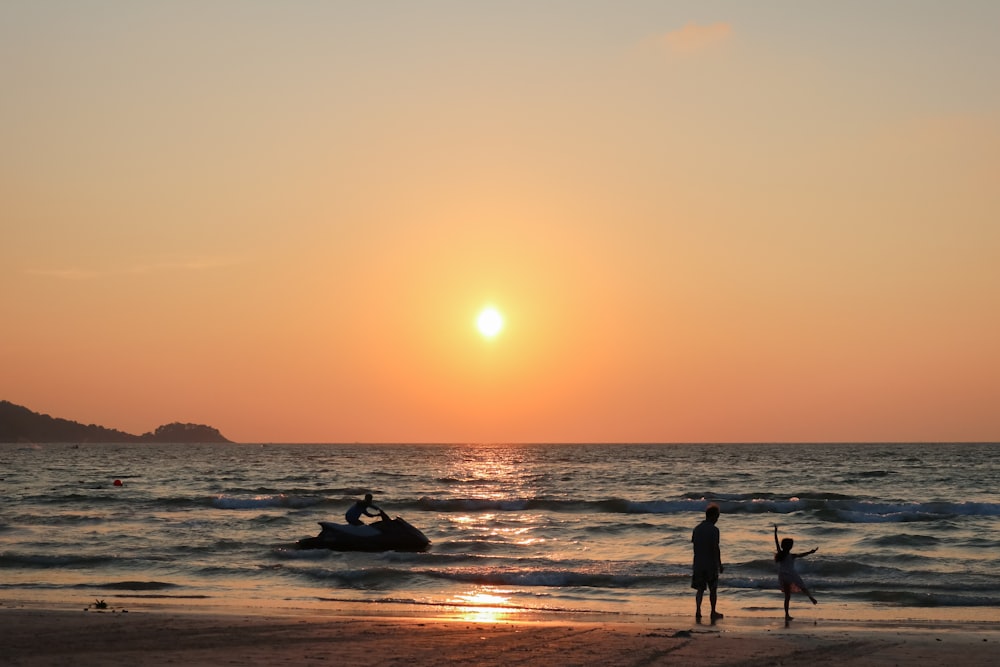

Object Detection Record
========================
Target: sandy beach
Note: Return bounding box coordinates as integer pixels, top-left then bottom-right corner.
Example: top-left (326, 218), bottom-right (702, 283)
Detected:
top-left (2, 601), bottom-right (997, 667)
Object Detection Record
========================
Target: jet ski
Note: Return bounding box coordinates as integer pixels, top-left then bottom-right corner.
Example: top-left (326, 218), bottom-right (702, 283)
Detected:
top-left (297, 511), bottom-right (430, 552)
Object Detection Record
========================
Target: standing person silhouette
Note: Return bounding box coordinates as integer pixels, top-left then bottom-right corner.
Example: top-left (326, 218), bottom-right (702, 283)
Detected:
top-left (773, 524), bottom-right (818, 621)
top-left (345, 493), bottom-right (382, 526)
top-left (691, 503), bottom-right (724, 622)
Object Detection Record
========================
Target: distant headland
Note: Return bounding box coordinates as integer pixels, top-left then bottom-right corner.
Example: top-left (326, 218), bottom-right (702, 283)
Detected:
top-left (0, 400), bottom-right (232, 443)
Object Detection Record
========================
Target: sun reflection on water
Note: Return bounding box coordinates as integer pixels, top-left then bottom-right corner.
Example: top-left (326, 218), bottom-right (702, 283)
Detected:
top-left (450, 589), bottom-right (521, 623)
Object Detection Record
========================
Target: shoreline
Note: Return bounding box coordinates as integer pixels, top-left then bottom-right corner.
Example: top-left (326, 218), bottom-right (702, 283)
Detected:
top-left (3, 589), bottom-right (997, 630)
top-left (2, 598), bottom-right (997, 666)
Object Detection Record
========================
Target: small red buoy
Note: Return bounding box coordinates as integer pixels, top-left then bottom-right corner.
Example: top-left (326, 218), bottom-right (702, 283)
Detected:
top-left (113, 479), bottom-right (123, 487)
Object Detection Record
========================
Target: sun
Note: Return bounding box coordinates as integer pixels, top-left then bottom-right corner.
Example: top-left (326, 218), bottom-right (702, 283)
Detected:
top-left (476, 306), bottom-right (504, 338)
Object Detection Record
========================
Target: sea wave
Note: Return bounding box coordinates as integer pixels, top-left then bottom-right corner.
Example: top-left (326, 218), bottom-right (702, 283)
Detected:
top-left (842, 589), bottom-right (1000, 607)
top-left (211, 494), bottom-right (324, 510)
top-left (410, 496), bottom-right (1000, 521)
top-left (38, 490), bottom-right (995, 521)
top-left (0, 552), bottom-right (120, 567)
top-left (294, 564), bottom-right (678, 590)
top-left (74, 580), bottom-right (178, 591)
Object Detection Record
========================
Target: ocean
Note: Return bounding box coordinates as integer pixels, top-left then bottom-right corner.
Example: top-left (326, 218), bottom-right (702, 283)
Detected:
top-left (2, 442), bottom-right (998, 624)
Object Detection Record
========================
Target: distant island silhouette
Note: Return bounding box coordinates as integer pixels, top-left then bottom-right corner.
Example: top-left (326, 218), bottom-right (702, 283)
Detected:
top-left (0, 400), bottom-right (232, 443)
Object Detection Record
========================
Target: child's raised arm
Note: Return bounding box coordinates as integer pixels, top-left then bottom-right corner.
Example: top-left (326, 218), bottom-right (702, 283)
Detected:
top-left (773, 524), bottom-right (780, 551)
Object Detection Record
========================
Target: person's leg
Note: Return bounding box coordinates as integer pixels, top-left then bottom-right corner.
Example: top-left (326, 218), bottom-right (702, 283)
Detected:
top-left (695, 588), bottom-right (704, 619)
top-left (802, 586), bottom-right (817, 605)
top-left (709, 582), bottom-right (722, 619)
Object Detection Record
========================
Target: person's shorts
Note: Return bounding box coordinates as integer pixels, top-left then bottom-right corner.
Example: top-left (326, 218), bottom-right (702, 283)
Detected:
top-left (691, 568), bottom-right (719, 591)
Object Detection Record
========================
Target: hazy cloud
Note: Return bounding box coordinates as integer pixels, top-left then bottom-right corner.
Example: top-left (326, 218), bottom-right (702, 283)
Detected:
top-left (657, 21), bottom-right (733, 55)
top-left (26, 255), bottom-right (246, 280)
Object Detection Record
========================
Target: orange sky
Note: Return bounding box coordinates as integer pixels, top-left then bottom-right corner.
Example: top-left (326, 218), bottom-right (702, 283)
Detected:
top-left (2, 2), bottom-right (998, 443)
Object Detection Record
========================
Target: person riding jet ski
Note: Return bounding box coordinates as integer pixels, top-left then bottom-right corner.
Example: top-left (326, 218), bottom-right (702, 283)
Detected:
top-left (345, 493), bottom-right (382, 525)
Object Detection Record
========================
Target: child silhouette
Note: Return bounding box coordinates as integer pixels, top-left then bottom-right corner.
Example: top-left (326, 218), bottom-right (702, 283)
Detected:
top-left (773, 524), bottom-right (818, 621)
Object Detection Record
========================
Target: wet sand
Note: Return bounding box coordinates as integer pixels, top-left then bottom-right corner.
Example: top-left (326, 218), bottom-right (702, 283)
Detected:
top-left (1, 602), bottom-right (997, 666)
